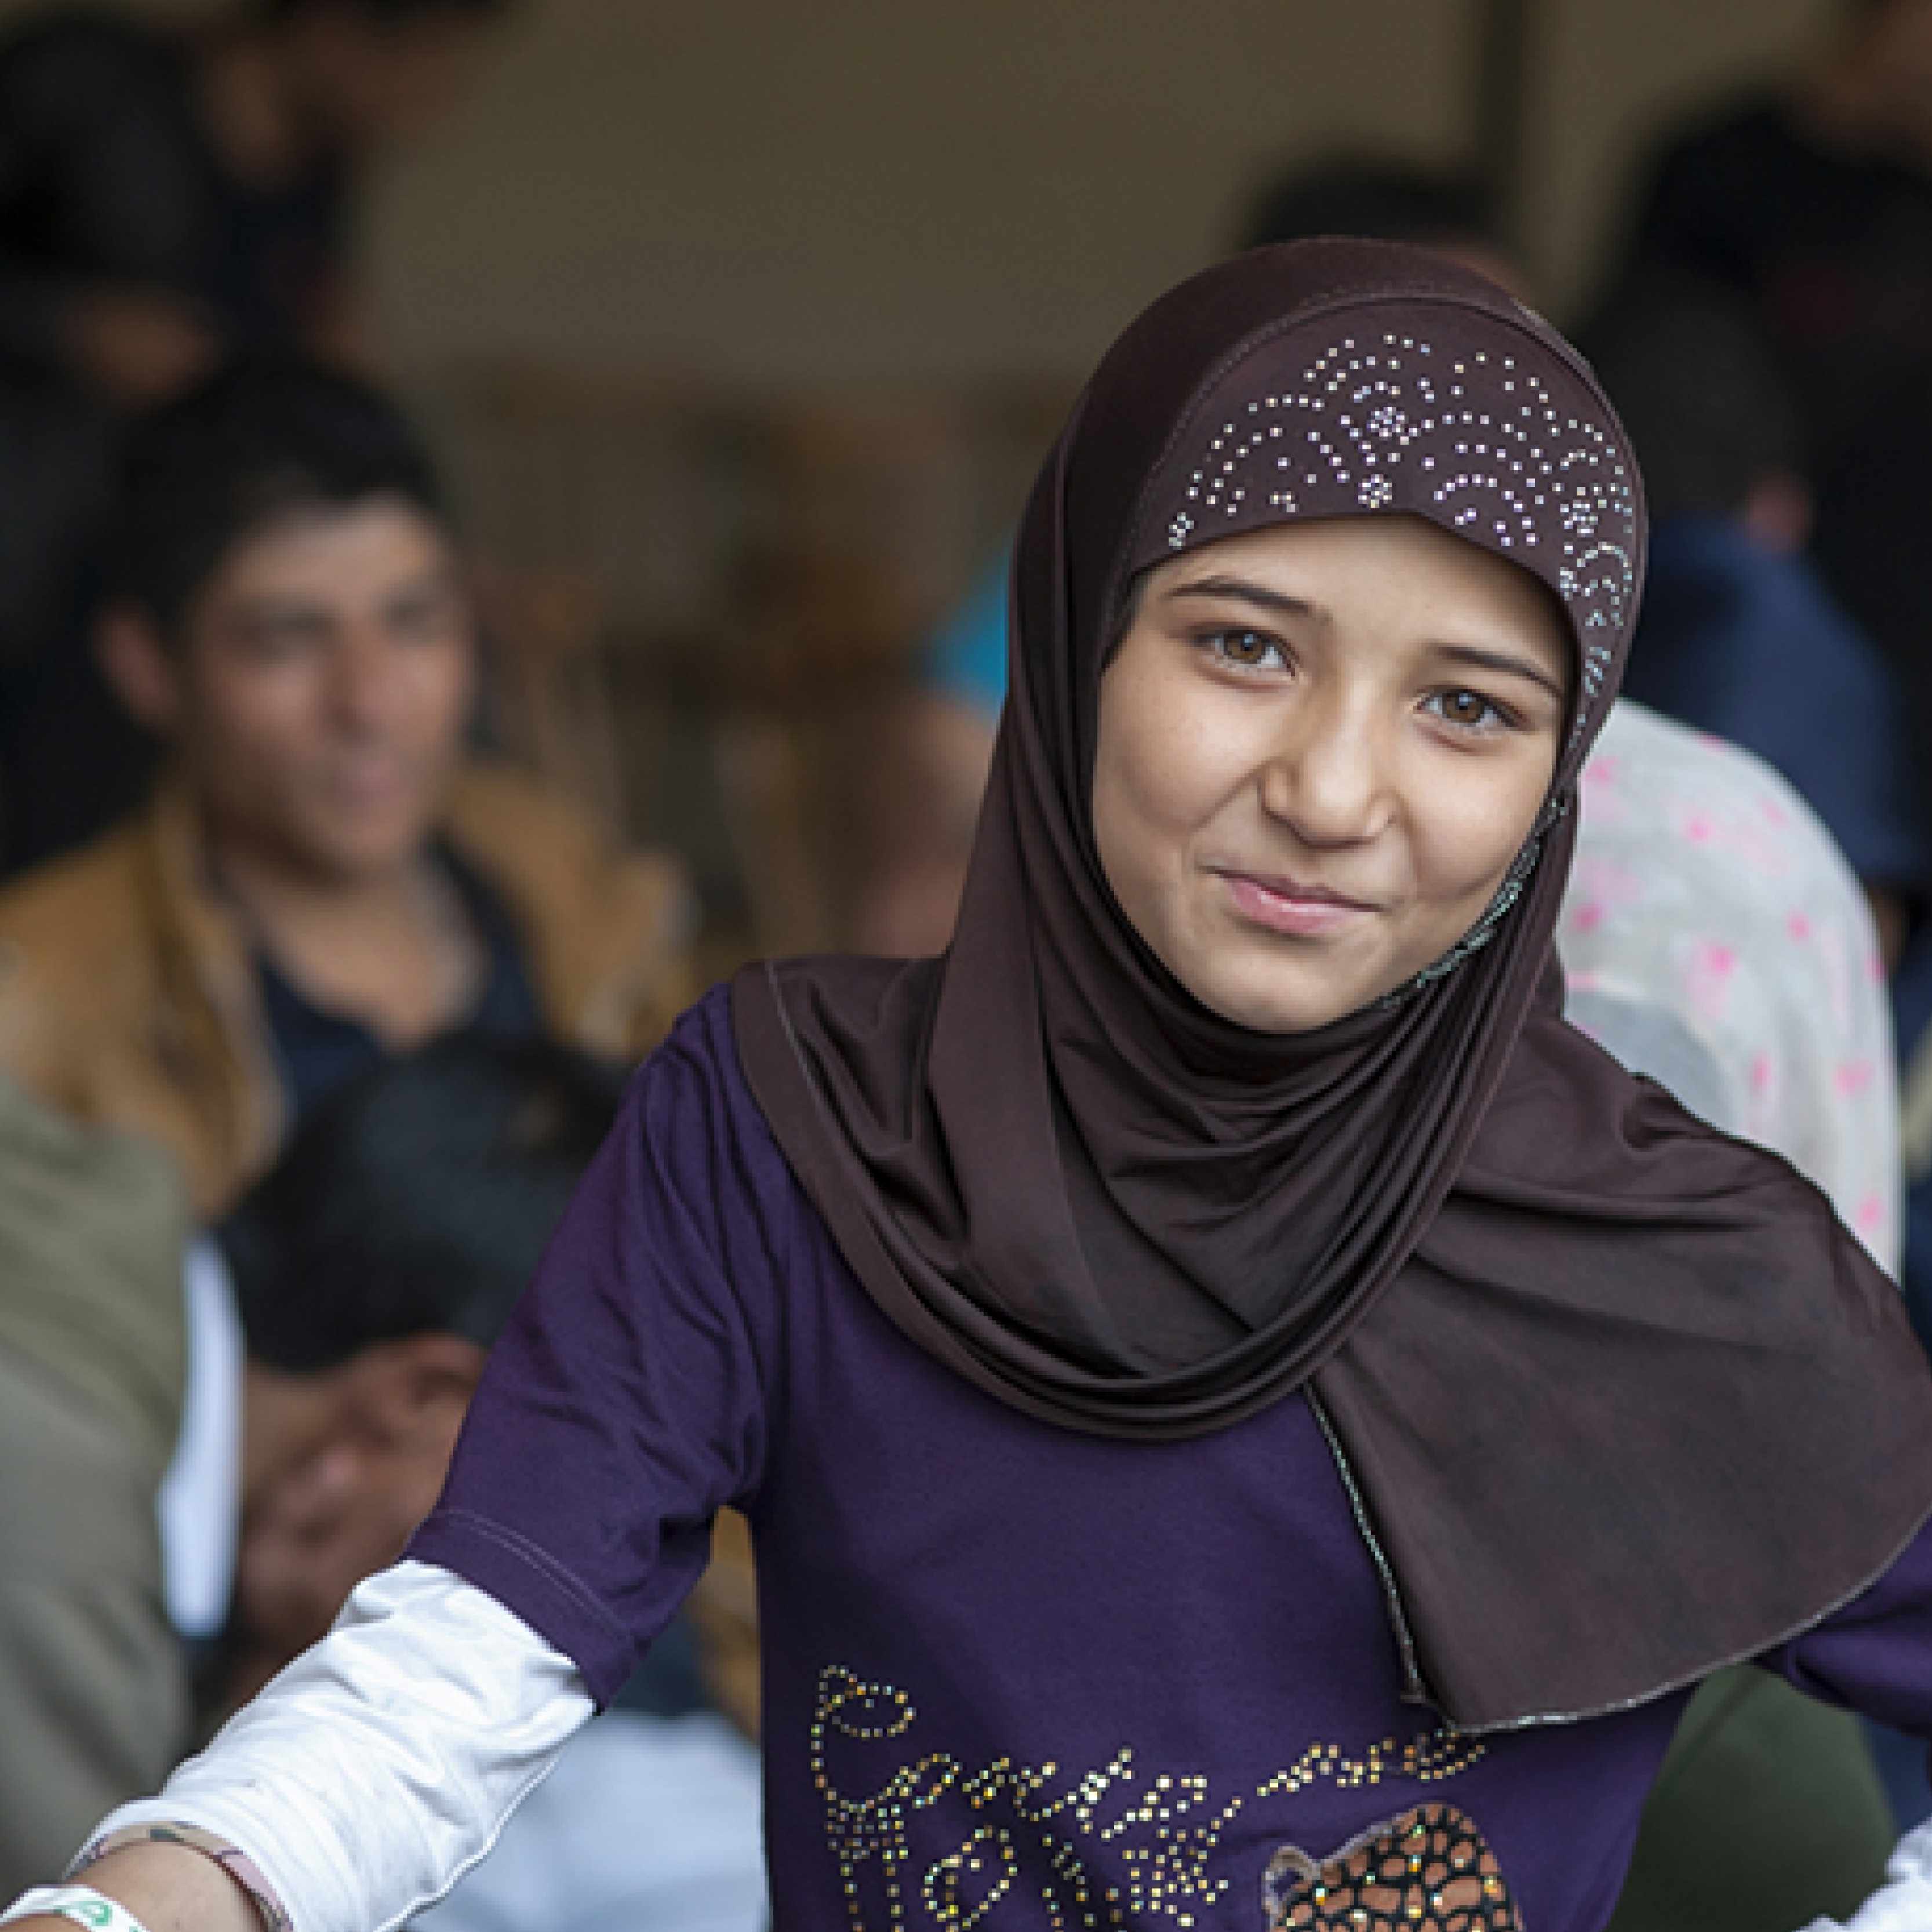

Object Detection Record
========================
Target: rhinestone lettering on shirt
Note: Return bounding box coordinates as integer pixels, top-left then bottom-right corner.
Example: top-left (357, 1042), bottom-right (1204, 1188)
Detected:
top-left (810, 1666), bottom-right (1493, 1932)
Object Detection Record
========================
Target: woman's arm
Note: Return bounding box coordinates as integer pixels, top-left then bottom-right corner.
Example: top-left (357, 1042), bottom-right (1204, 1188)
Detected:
top-left (1, 1562), bottom-right (591, 1932)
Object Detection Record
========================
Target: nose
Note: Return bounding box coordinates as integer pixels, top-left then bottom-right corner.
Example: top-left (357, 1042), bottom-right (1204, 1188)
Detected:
top-left (327, 624), bottom-right (410, 732)
top-left (1257, 692), bottom-right (1392, 848)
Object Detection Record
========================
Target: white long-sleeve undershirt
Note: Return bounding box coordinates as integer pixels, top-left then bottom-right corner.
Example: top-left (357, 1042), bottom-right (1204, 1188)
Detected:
top-left (93, 1560), bottom-right (591, 1932)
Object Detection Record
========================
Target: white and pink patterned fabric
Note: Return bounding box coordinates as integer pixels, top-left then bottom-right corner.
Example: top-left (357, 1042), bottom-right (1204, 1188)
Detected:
top-left (1560, 700), bottom-right (1898, 1272)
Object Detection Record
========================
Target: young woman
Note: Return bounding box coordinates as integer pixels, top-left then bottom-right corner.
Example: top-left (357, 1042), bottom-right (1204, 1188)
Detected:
top-left (14, 239), bottom-right (1932, 1932)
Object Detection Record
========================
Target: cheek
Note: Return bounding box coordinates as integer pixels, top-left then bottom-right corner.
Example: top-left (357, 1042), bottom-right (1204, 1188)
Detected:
top-left (1412, 754), bottom-right (1553, 909)
top-left (195, 665), bottom-right (328, 776)
top-left (367, 1464), bottom-right (438, 1559)
top-left (1092, 717), bottom-right (1185, 929)
top-left (1093, 679), bottom-right (1240, 900)
top-left (401, 639), bottom-right (476, 738)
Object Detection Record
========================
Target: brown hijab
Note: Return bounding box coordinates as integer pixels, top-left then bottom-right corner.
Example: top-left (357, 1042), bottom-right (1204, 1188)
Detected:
top-left (733, 239), bottom-right (1932, 1732)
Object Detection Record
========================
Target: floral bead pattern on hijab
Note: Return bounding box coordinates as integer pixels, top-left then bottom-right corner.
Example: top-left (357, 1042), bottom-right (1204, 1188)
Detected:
top-left (734, 239), bottom-right (1932, 1731)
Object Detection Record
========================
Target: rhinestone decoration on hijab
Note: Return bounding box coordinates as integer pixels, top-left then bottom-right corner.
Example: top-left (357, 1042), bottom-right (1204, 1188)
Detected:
top-left (734, 239), bottom-right (1932, 1731)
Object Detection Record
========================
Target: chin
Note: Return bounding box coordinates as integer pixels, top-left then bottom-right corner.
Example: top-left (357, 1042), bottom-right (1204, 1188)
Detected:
top-left (294, 829), bottom-right (429, 883)
top-left (1177, 940), bottom-right (1387, 1036)
top-left (1192, 976), bottom-right (1363, 1036)
top-left (289, 803), bottom-right (439, 879)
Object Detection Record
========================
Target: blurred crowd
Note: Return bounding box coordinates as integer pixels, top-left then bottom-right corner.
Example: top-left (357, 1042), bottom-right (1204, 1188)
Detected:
top-left (4, 1), bottom-right (1932, 1930)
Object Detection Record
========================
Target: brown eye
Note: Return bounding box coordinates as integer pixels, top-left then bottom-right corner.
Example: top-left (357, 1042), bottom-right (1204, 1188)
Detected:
top-left (1211, 629), bottom-right (1283, 669)
top-left (1435, 689), bottom-right (1500, 730)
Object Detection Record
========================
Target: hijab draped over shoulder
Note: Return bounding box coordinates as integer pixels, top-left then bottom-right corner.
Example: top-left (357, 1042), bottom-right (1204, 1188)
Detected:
top-left (733, 239), bottom-right (1932, 1733)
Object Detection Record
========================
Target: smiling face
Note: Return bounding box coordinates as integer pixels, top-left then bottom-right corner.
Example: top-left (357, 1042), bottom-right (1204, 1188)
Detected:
top-left (1092, 514), bottom-right (1571, 1034)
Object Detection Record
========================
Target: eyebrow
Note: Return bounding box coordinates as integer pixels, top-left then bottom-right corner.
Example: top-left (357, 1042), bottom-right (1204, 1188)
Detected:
top-left (1166, 572), bottom-right (1566, 701)
top-left (229, 568), bottom-right (459, 616)
top-left (1163, 573), bottom-right (1323, 623)
top-left (226, 594), bottom-right (332, 625)
top-left (1433, 642), bottom-right (1567, 702)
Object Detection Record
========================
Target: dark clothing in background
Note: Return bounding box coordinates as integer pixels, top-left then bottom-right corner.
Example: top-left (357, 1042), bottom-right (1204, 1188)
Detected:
top-left (0, 12), bottom-right (345, 362)
top-left (0, 9), bottom-right (348, 871)
top-left (1622, 513), bottom-right (1931, 903)
top-left (255, 852), bottom-right (545, 1128)
top-left (0, 372), bottom-right (127, 869)
top-left (1627, 100), bottom-right (1932, 847)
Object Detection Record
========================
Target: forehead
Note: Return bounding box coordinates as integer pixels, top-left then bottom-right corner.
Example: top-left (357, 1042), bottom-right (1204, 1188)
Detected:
top-left (205, 499), bottom-right (455, 602)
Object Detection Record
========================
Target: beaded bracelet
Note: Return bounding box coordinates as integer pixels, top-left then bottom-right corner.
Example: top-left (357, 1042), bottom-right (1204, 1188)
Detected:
top-left (0, 1884), bottom-right (154, 1932)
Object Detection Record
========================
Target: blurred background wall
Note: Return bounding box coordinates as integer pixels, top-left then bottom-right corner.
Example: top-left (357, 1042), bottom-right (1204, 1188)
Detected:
top-left (12, 0), bottom-right (1839, 383)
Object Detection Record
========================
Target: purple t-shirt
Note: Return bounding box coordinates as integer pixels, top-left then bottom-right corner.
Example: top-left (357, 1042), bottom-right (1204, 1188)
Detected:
top-left (411, 988), bottom-right (1932, 1932)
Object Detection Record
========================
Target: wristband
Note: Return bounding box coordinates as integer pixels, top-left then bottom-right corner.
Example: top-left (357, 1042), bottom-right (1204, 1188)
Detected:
top-left (70, 1825), bottom-right (287, 1932)
top-left (0, 1885), bottom-right (154, 1932)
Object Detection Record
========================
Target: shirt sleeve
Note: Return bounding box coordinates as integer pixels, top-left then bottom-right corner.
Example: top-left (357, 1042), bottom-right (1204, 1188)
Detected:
top-left (1758, 1512), bottom-right (1932, 1929)
top-left (90, 1560), bottom-right (591, 1932)
top-left (406, 994), bottom-right (785, 1705)
top-left (1759, 1509), bottom-right (1932, 1735)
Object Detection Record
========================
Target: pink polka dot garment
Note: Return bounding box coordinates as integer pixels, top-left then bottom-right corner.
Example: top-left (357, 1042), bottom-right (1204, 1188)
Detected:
top-left (1559, 700), bottom-right (1898, 1271)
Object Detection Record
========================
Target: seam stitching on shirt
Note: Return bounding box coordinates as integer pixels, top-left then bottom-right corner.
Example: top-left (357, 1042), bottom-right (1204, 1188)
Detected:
top-left (419, 1508), bottom-right (628, 1640)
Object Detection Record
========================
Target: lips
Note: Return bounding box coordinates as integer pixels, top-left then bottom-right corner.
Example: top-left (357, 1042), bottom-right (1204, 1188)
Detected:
top-left (322, 760), bottom-right (419, 810)
top-left (1218, 867), bottom-right (1375, 938)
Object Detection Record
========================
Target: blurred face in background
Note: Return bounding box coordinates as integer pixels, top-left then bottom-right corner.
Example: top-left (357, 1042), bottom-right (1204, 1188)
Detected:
top-left (107, 497), bottom-right (476, 885)
top-left (237, 1333), bottom-right (478, 1681)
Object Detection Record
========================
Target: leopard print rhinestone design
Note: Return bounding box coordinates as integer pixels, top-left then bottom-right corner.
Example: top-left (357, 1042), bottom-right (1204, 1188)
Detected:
top-left (1264, 1804), bottom-right (1518, 1932)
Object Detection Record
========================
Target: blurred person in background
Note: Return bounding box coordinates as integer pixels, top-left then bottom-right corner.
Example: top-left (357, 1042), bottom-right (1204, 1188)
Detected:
top-left (1581, 272), bottom-right (1927, 969)
top-left (1621, 0), bottom-right (1932, 861)
top-left (178, 1035), bottom-right (763, 1932)
top-left (0, 1076), bottom-right (190, 1899)
top-left (1578, 283), bottom-right (1932, 1827)
top-left (0, 357), bottom-right (690, 1222)
top-left (0, 0), bottom-right (512, 871)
